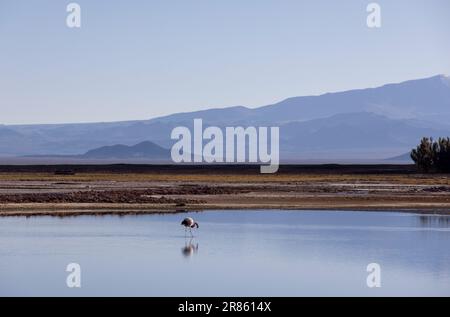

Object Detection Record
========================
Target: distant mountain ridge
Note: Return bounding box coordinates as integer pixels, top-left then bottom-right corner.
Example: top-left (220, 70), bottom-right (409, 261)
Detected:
top-left (149, 74), bottom-right (450, 124)
top-left (82, 141), bottom-right (169, 159)
top-left (386, 152), bottom-right (413, 162)
top-left (1, 75), bottom-right (450, 161)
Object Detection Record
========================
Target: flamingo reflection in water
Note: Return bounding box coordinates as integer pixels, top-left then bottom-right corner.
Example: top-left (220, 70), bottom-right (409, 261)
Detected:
top-left (182, 238), bottom-right (199, 258)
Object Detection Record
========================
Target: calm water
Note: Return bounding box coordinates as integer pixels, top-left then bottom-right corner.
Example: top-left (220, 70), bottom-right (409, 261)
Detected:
top-left (0, 210), bottom-right (449, 296)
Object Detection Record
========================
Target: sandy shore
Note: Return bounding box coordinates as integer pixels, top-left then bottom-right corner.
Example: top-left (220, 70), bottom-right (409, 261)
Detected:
top-left (0, 165), bottom-right (449, 216)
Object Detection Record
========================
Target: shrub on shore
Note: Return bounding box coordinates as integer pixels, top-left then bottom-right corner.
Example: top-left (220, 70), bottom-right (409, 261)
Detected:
top-left (411, 137), bottom-right (450, 172)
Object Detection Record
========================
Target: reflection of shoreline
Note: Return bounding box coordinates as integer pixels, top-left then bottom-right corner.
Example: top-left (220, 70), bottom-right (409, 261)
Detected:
top-left (181, 238), bottom-right (198, 258)
top-left (418, 215), bottom-right (450, 228)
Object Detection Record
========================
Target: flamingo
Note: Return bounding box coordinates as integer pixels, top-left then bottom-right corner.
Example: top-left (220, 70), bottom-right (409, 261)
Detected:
top-left (181, 217), bottom-right (199, 237)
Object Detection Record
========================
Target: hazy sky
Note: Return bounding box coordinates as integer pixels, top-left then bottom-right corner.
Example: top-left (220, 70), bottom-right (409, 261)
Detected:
top-left (1, 0), bottom-right (450, 124)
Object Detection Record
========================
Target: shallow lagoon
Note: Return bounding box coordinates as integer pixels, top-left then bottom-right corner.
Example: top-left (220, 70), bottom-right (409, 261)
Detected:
top-left (0, 210), bottom-right (449, 296)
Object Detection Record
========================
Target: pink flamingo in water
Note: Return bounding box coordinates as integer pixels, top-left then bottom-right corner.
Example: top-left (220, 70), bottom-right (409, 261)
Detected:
top-left (181, 217), bottom-right (199, 237)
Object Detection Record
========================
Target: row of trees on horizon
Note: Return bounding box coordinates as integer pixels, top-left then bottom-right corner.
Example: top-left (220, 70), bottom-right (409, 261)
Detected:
top-left (411, 137), bottom-right (450, 172)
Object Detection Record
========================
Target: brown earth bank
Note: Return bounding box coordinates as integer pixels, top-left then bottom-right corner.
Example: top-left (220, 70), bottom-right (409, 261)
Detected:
top-left (0, 163), bottom-right (417, 174)
top-left (0, 164), bottom-right (449, 216)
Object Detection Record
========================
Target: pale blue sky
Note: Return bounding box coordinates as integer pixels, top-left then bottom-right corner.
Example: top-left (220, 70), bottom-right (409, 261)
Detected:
top-left (1, 0), bottom-right (449, 124)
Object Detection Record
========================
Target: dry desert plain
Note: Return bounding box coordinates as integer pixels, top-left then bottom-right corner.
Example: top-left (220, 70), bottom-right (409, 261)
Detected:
top-left (0, 164), bottom-right (449, 216)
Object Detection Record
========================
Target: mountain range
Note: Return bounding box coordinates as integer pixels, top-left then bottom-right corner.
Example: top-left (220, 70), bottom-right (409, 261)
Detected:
top-left (1, 75), bottom-right (450, 162)
top-left (82, 141), bottom-right (169, 159)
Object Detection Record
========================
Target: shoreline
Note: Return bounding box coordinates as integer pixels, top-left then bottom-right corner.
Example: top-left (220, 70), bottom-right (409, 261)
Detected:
top-left (1, 202), bottom-right (450, 217)
top-left (1, 165), bottom-right (449, 217)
